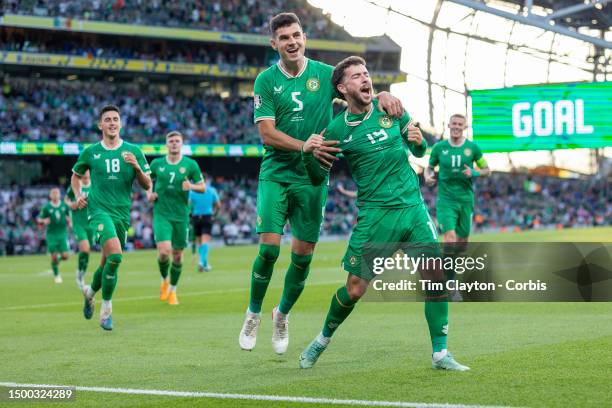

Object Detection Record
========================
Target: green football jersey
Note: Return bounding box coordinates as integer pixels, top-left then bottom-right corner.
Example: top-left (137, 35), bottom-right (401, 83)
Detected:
top-left (72, 140), bottom-right (150, 222)
top-left (150, 156), bottom-right (203, 221)
top-left (304, 100), bottom-right (427, 209)
top-left (38, 201), bottom-right (70, 235)
top-left (429, 139), bottom-right (483, 204)
top-left (253, 58), bottom-right (335, 184)
top-left (66, 183), bottom-right (91, 227)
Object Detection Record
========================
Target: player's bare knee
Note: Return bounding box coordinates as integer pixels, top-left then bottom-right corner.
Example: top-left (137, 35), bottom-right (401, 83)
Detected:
top-left (259, 232), bottom-right (281, 246)
top-left (346, 276), bottom-right (368, 300)
top-left (172, 250), bottom-right (183, 264)
top-left (292, 238), bottom-right (315, 256)
top-left (61, 253), bottom-right (69, 261)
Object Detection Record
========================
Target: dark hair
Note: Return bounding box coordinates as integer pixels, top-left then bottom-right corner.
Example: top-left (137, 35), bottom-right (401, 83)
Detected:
top-left (166, 130), bottom-right (183, 140)
top-left (99, 105), bottom-right (120, 120)
top-left (332, 56), bottom-right (367, 100)
top-left (269, 13), bottom-right (302, 36)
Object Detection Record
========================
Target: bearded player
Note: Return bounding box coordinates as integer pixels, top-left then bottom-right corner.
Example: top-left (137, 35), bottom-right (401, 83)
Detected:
top-left (239, 12), bottom-right (404, 354)
top-left (299, 56), bottom-right (469, 371)
top-left (72, 105), bottom-right (151, 331)
top-left (147, 131), bottom-right (205, 305)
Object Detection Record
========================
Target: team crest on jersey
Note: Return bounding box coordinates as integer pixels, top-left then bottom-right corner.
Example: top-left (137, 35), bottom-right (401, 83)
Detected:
top-left (463, 148), bottom-right (472, 156)
top-left (179, 167), bottom-right (186, 174)
top-left (97, 223), bottom-right (104, 232)
top-left (254, 94), bottom-right (262, 109)
top-left (378, 115), bottom-right (393, 129)
top-left (306, 78), bottom-right (320, 92)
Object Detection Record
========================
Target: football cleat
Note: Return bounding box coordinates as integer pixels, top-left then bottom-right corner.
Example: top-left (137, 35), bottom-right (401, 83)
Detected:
top-left (83, 290), bottom-right (94, 320)
top-left (432, 352), bottom-right (470, 371)
top-left (160, 279), bottom-right (169, 301)
top-left (271, 306), bottom-right (289, 354)
top-left (54, 275), bottom-right (63, 284)
top-left (299, 337), bottom-right (328, 369)
top-left (167, 291), bottom-right (179, 305)
top-left (239, 309), bottom-right (261, 351)
top-left (100, 315), bottom-right (113, 331)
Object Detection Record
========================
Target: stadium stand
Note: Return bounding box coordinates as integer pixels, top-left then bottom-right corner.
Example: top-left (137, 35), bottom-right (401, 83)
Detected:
top-left (1, 173), bottom-right (609, 255)
top-left (1, 0), bottom-right (351, 40)
top-left (1, 76), bottom-right (258, 144)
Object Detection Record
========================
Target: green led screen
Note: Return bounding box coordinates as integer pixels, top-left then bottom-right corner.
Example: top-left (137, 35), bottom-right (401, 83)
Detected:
top-left (470, 81), bottom-right (612, 152)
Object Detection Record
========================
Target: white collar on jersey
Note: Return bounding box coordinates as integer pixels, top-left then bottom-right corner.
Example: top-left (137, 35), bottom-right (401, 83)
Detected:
top-left (50, 201), bottom-right (62, 208)
top-left (166, 155), bottom-right (183, 165)
top-left (344, 103), bottom-right (374, 127)
top-left (277, 57), bottom-right (309, 79)
top-left (101, 139), bottom-right (124, 150)
top-left (448, 137), bottom-right (467, 148)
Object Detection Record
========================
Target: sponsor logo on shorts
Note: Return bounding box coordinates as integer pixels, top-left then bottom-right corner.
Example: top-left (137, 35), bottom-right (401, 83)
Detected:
top-left (378, 115), bottom-right (393, 128)
top-left (349, 255), bottom-right (357, 266)
top-left (306, 78), bottom-right (320, 92)
top-left (463, 148), bottom-right (472, 156)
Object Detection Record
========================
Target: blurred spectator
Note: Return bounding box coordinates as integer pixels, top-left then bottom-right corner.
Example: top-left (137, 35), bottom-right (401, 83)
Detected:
top-left (1, 172), bottom-right (609, 255)
top-left (2, 0), bottom-right (351, 41)
top-left (0, 76), bottom-right (259, 144)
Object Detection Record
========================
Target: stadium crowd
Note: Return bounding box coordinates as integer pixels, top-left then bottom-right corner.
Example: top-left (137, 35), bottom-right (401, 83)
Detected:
top-left (1, 173), bottom-right (609, 255)
top-left (2, 0), bottom-right (351, 40)
top-left (1, 77), bottom-right (259, 144)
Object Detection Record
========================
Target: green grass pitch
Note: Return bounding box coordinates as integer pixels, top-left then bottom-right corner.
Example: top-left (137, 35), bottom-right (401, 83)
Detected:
top-left (1, 227), bottom-right (611, 407)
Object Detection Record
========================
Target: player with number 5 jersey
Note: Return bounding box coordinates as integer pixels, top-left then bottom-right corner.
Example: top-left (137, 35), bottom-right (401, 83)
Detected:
top-left (240, 12), bottom-right (406, 355)
top-left (71, 105), bottom-right (151, 331)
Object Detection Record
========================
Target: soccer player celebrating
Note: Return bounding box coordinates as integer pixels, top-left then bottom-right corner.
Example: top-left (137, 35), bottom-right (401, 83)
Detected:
top-left (147, 131), bottom-right (205, 305)
top-left (240, 12), bottom-right (403, 354)
top-left (298, 56), bottom-right (469, 371)
top-left (189, 177), bottom-right (220, 273)
top-left (71, 105), bottom-right (151, 331)
top-left (37, 188), bottom-right (71, 284)
top-left (65, 170), bottom-right (94, 289)
top-left (424, 114), bottom-right (489, 300)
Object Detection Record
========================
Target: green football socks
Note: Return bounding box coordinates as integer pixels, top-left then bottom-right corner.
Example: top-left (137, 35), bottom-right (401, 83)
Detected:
top-left (278, 253), bottom-right (313, 314)
top-left (101, 254), bottom-right (122, 301)
top-left (321, 286), bottom-right (357, 338)
top-left (158, 258), bottom-right (170, 280)
top-left (248, 244), bottom-right (280, 313)
top-left (170, 262), bottom-right (182, 286)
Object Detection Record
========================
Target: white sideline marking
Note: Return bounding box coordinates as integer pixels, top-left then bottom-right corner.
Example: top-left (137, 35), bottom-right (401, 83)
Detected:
top-left (0, 280), bottom-right (344, 312)
top-left (0, 382), bottom-right (520, 408)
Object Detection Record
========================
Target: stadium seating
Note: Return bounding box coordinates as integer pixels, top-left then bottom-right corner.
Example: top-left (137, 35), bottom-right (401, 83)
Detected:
top-left (0, 77), bottom-right (259, 144)
top-left (1, 173), bottom-right (609, 255)
top-left (2, 0), bottom-right (351, 40)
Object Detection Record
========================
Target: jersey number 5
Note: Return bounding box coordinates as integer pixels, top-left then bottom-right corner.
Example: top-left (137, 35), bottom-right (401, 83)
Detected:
top-left (291, 92), bottom-right (303, 112)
